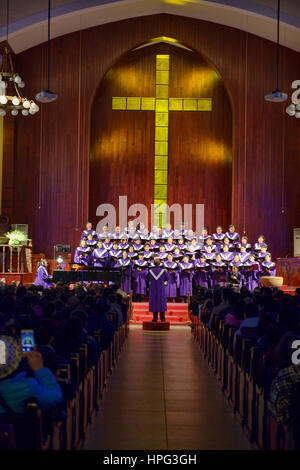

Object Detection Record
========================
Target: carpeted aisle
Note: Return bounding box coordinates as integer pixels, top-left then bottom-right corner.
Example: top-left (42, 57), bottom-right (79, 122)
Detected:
top-left (84, 325), bottom-right (251, 450)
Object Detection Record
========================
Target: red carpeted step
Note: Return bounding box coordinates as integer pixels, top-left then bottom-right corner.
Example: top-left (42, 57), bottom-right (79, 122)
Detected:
top-left (131, 302), bottom-right (189, 325)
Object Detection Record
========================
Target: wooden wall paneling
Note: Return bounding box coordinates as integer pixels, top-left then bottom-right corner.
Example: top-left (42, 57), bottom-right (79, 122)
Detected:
top-left (7, 13), bottom-right (299, 258)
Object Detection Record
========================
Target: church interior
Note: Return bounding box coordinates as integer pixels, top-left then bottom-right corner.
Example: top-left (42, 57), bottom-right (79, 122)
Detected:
top-left (0, 0), bottom-right (299, 455)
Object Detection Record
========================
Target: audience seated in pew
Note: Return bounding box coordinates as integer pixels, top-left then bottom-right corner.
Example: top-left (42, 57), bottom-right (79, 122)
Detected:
top-left (190, 284), bottom-right (300, 434)
top-left (0, 282), bottom-right (128, 421)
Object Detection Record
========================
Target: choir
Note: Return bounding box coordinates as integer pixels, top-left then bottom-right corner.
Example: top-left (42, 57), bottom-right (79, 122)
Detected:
top-left (75, 222), bottom-right (276, 299)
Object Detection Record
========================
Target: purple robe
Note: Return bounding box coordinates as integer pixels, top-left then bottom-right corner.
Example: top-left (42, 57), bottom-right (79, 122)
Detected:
top-left (132, 261), bottom-right (148, 295)
top-left (220, 252), bottom-right (234, 262)
top-left (211, 261), bottom-right (227, 287)
top-left (163, 261), bottom-right (178, 298)
top-left (179, 262), bottom-right (194, 296)
top-left (164, 243), bottom-right (176, 252)
top-left (74, 247), bottom-right (91, 265)
top-left (212, 233), bottom-right (225, 243)
top-left (133, 243), bottom-right (144, 252)
top-left (225, 231), bottom-right (240, 244)
top-left (80, 229), bottom-right (97, 240)
top-left (238, 253), bottom-right (250, 263)
top-left (260, 261), bottom-right (276, 277)
top-left (193, 261), bottom-right (210, 288)
top-left (92, 248), bottom-right (108, 267)
top-left (162, 230), bottom-right (174, 239)
top-left (34, 265), bottom-right (54, 289)
top-left (148, 267), bottom-right (168, 313)
top-left (117, 259), bottom-right (131, 293)
top-left (243, 261), bottom-right (260, 290)
top-left (237, 242), bottom-right (252, 252)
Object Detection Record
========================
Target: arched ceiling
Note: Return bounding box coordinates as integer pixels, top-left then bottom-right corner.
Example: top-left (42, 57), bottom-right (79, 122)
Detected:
top-left (0, 0), bottom-right (299, 53)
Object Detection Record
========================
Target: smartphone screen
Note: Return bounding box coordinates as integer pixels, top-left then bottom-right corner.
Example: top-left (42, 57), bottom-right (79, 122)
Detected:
top-left (21, 329), bottom-right (35, 352)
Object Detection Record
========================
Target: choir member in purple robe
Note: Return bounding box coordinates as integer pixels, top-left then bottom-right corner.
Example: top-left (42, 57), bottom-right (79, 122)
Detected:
top-left (92, 241), bottom-right (109, 267)
top-left (147, 257), bottom-right (168, 322)
top-left (236, 235), bottom-right (252, 252)
top-left (203, 237), bottom-right (217, 253)
top-left (124, 220), bottom-right (135, 234)
top-left (109, 242), bottom-right (123, 267)
top-left (260, 255), bottom-right (276, 277)
top-left (149, 225), bottom-right (159, 239)
top-left (128, 227), bottom-right (139, 241)
top-left (230, 254), bottom-right (244, 268)
top-left (164, 254), bottom-right (178, 301)
top-left (132, 253), bottom-right (148, 300)
top-left (211, 254), bottom-right (227, 287)
top-left (112, 226), bottom-right (124, 239)
top-left (119, 237), bottom-right (130, 251)
top-left (185, 229), bottom-right (195, 242)
top-left (162, 224), bottom-right (174, 240)
top-left (256, 244), bottom-right (271, 262)
top-left (74, 240), bottom-right (91, 266)
top-left (253, 235), bottom-right (266, 253)
top-left (203, 246), bottom-right (216, 263)
top-left (141, 228), bottom-right (150, 241)
top-left (221, 237), bottom-right (235, 252)
top-left (86, 233), bottom-right (98, 249)
top-left (149, 238), bottom-right (160, 253)
top-left (80, 222), bottom-right (98, 240)
top-left (220, 245), bottom-right (234, 263)
top-left (179, 222), bottom-right (188, 238)
top-left (186, 245), bottom-right (197, 262)
top-left (177, 237), bottom-right (187, 253)
top-left (212, 225), bottom-right (225, 245)
top-left (189, 237), bottom-right (201, 254)
top-left (172, 247), bottom-right (182, 263)
top-left (103, 237), bottom-right (113, 251)
top-left (128, 245), bottom-right (138, 260)
top-left (230, 254), bottom-right (244, 284)
top-left (173, 229), bottom-right (181, 240)
top-left (137, 222), bottom-right (146, 235)
top-left (98, 225), bottom-right (111, 240)
top-left (199, 227), bottom-right (210, 246)
top-left (244, 254), bottom-right (260, 290)
top-left (179, 255), bottom-right (194, 300)
top-left (165, 237), bottom-right (176, 253)
top-left (238, 246), bottom-right (250, 263)
top-left (117, 251), bottom-right (131, 294)
top-left (154, 228), bottom-right (163, 242)
top-left (194, 255), bottom-right (210, 289)
top-left (34, 259), bottom-right (54, 289)
top-left (133, 238), bottom-right (144, 252)
top-left (143, 243), bottom-right (153, 262)
top-left (225, 224), bottom-right (240, 245)
top-left (158, 246), bottom-right (168, 261)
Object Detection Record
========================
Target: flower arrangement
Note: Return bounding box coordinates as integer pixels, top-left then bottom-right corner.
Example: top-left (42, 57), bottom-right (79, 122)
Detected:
top-left (5, 230), bottom-right (28, 246)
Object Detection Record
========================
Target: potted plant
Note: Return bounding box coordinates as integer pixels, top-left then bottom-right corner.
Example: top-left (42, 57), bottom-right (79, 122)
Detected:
top-left (5, 230), bottom-right (28, 246)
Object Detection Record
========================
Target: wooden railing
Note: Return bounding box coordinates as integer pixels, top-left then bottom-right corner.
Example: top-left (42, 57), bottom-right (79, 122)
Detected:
top-left (0, 240), bottom-right (32, 273)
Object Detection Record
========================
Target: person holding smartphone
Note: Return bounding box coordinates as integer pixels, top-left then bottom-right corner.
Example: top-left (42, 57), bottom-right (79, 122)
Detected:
top-left (0, 335), bottom-right (62, 415)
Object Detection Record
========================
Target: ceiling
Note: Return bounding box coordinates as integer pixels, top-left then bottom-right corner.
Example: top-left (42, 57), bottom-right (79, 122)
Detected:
top-left (0, 0), bottom-right (299, 53)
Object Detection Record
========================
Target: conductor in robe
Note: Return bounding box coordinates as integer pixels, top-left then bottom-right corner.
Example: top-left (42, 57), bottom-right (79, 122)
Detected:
top-left (148, 256), bottom-right (168, 322)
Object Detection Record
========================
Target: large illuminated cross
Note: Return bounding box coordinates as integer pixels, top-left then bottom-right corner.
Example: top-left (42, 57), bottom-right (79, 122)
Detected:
top-left (112, 54), bottom-right (212, 226)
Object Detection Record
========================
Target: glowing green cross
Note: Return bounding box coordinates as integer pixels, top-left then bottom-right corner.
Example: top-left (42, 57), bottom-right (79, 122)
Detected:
top-left (112, 54), bottom-right (212, 226)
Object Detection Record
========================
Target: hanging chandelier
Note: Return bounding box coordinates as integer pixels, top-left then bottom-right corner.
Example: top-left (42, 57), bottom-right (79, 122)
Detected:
top-left (0, 0), bottom-right (39, 117)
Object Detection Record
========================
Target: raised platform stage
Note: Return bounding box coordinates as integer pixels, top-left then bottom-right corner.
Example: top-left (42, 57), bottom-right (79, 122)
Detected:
top-left (0, 272), bottom-right (33, 285)
top-left (131, 302), bottom-right (190, 325)
top-left (143, 321), bottom-right (170, 331)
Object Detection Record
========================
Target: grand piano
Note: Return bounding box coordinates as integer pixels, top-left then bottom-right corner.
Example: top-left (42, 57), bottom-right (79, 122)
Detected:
top-left (52, 265), bottom-right (123, 284)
